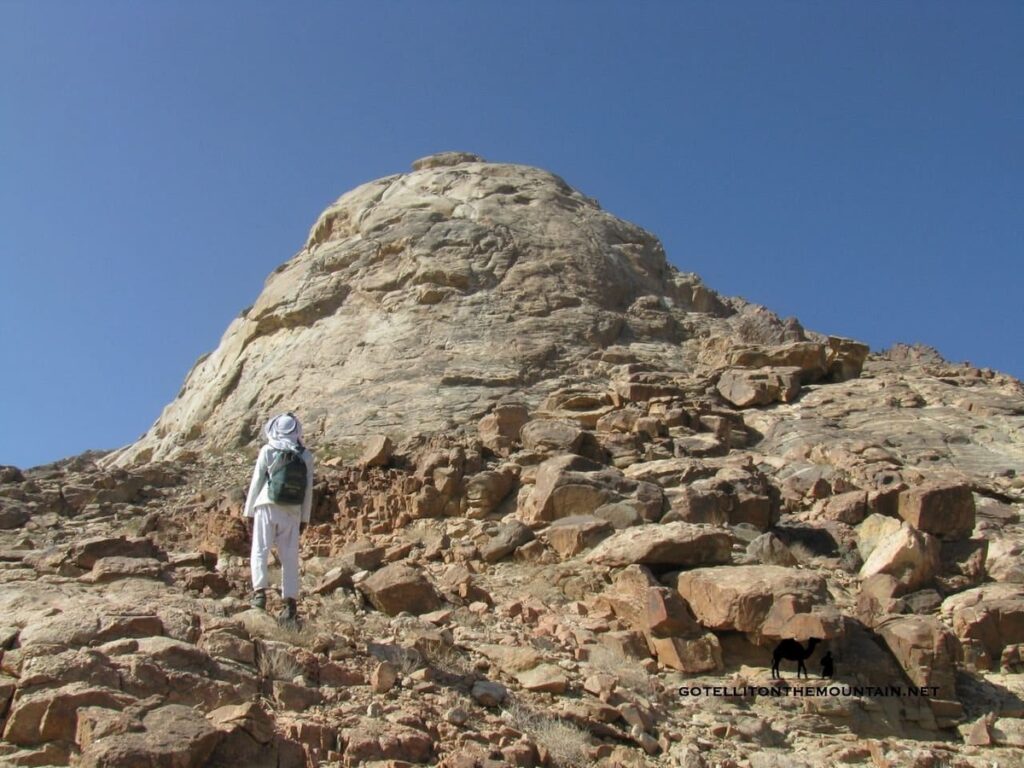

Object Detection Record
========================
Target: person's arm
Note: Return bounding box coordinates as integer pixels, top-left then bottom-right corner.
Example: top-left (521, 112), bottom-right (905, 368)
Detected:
top-left (300, 449), bottom-right (314, 527)
top-left (243, 447), bottom-right (269, 519)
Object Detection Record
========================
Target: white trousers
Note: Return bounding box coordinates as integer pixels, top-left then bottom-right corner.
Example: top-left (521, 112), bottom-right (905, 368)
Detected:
top-left (250, 505), bottom-right (301, 599)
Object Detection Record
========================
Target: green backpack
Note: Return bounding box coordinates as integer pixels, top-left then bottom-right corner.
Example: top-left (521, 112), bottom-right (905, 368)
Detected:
top-left (266, 446), bottom-right (308, 505)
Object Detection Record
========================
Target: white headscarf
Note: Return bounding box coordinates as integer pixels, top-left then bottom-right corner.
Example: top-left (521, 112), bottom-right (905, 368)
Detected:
top-left (264, 412), bottom-right (304, 451)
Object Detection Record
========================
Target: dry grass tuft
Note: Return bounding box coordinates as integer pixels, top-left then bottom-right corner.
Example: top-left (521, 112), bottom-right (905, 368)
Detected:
top-left (238, 609), bottom-right (321, 647)
top-left (787, 541), bottom-right (818, 565)
top-left (257, 648), bottom-right (304, 681)
top-left (504, 699), bottom-right (590, 767)
top-left (418, 635), bottom-right (473, 676)
top-left (585, 645), bottom-right (652, 694)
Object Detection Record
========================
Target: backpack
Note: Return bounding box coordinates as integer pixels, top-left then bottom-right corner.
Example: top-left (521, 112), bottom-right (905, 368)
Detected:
top-left (266, 446), bottom-right (308, 505)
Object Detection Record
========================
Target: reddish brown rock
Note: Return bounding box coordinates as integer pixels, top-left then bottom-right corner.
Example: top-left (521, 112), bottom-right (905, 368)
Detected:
top-left (648, 633), bottom-right (722, 673)
top-left (873, 614), bottom-right (960, 702)
top-left (198, 631), bottom-right (255, 665)
top-left (522, 454), bottom-right (627, 523)
top-left (67, 536), bottom-right (164, 570)
top-left (674, 565), bottom-right (830, 634)
top-left (464, 468), bottom-right (516, 517)
top-left (898, 482), bottom-right (976, 540)
top-left (273, 680), bottom-right (320, 711)
top-left (826, 336), bottom-right (869, 381)
top-left (816, 491), bottom-right (868, 525)
top-left (81, 556), bottom-right (164, 583)
top-left (596, 565), bottom-right (701, 638)
top-left (517, 663), bottom-right (568, 694)
top-left (729, 341), bottom-right (828, 381)
top-left (481, 520), bottom-right (534, 563)
top-left (78, 704), bottom-right (222, 768)
top-left (586, 522), bottom-right (734, 568)
top-left (942, 583), bottom-right (1024, 671)
top-left (359, 435), bottom-right (394, 467)
top-left (357, 563), bottom-right (442, 616)
top-left (3, 684), bottom-right (134, 746)
top-left (520, 419), bottom-right (584, 454)
top-left (0, 504), bottom-right (30, 530)
top-left (543, 515), bottom-right (614, 558)
top-left (716, 367), bottom-right (802, 408)
top-left (478, 403), bottom-right (529, 455)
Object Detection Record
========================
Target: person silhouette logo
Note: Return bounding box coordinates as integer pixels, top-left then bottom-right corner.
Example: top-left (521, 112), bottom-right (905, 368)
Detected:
top-left (820, 651), bottom-right (835, 679)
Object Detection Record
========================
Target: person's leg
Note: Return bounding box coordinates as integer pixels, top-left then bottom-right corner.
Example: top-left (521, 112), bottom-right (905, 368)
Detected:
top-left (273, 507), bottom-right (301, 616)
top-left (250, 508), bottom-right (273, 607)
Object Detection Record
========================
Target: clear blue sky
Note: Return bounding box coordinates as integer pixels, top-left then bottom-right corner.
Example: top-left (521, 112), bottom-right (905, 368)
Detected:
top-left (2, 2), bottom-right (1022, 469)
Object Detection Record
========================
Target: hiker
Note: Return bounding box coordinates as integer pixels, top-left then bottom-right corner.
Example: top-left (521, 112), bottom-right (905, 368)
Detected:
top-left (243, 412), bottom-right (314, 621)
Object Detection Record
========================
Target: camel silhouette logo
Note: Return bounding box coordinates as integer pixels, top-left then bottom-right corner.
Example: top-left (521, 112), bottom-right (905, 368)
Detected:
top-left (770, 637), bottom-right (833, 679)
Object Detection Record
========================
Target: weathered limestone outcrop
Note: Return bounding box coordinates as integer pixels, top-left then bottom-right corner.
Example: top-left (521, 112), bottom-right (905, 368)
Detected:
top-left (109, 156), bottom-right (736, 465)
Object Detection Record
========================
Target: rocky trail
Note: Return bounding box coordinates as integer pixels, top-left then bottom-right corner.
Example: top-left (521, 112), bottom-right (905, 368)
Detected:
top-left (2, 154), bottom-right (1023, 767)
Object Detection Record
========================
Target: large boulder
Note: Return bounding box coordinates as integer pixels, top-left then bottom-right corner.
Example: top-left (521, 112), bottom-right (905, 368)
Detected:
top-left (18, 609), bottom-right (164, 649)
top-left (82, 556), bottom-right (165, 583)
top-left (856, 514), bottom-right (903, 561)
top-left (729, 342), bottom-right (827, 381)
top-left (357, 563), bottom-right (441, 616)
top-left (585, 522), bottom-right (734, 569)
top-left (63, 536), bottom-right (164, 572)
top-left (521, 454), bottom-right (629, 524)
top-left (595, 565), bottom-right (702, 638)
top-left (478, 403), bottom-right (530, 455)
top-left (859, 522), bottom-right (940, 592)
top-left (716, 367), bottom-right (801, 408)
top-left (897, 482), bottom-right (976, 540)
top-left (623, 458), bottom-right (714, 488)
top-left (0, 503), bottom-right (30, 530)
top-left (542, 515), bottom-right (614, 558)
top-left (873, 614), bottom-right (960, 702)
top-left (663, 484), bottom-right (773, 531)
top-left (941, 583), bottom-right (1024, 671)
top-left (520, 419), bottom-right (584, 454)
top-left (673, 565), bottom-right (830, 635)
top-left (517, 664), bottom-right (569, 694)
top-left (986, 537), bottom-right (1024, 583)
top-left (359, 435), bottom-right (393, 467)
top-left (648, 633), bottom-right (723, 673)
top-left (480, 520), bottom-right (534, 563)
top-left (3, 684), bottom-right (134, 746)
top-left (825, 336), bottom-right (869, 381)
top-left (77, 704), bottom-right (222, 768)
top-left (463, 468), bottom-right (516, 517)
top-left (815, 491), bottom-right (868, 525)
top-left (744, 533), bottom-right (798, 567)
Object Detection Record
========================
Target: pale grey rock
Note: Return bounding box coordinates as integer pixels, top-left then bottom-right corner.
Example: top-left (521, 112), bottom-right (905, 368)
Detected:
top-left (109, 158), bottom-right (733, 465)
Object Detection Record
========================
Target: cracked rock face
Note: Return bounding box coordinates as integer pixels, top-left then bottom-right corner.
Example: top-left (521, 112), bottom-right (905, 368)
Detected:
top-left (115, 154), bottom-right (733, 464)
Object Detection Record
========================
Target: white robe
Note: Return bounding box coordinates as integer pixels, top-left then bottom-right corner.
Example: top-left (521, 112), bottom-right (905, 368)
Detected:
top-left (243, 443), bottom-right (315, 599)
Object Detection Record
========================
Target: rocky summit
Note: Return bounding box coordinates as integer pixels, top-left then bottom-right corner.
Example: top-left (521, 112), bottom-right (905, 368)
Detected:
top-left (2, 153), bottom-right (1024, 768)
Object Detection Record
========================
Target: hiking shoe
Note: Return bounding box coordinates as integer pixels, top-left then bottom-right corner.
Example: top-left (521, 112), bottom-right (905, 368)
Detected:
top-left (250, 589), bottom-right (267, 611)
top-left (277, 598), bottom-right (297, 623)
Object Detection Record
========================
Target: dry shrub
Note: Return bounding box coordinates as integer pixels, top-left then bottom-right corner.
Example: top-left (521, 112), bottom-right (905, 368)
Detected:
top-left (787, 541), bottom-right (817, 565)
top-left (238, 609), bottom-right (320, 647)
top-left (418, 635), bottom-right (473, 676)
top-left (504, 699), bottom-right (590, 767)
top-left (256, 648), bottom-right (304, 681)
top-left (585, 644), bottom-right (652, 694)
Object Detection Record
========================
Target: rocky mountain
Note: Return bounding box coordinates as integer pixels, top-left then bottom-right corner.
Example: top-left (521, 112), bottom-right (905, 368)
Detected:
top-left (113, 151), bottom-right (798, 465)
top-left (1, 153), bottom-right (1023, 768)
